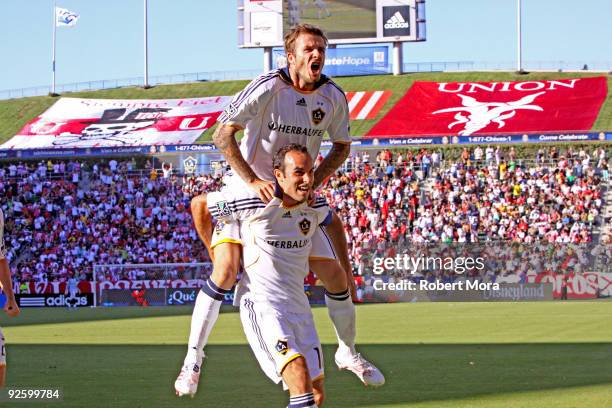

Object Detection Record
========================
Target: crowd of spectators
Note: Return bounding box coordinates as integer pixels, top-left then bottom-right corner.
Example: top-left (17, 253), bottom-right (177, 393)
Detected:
top-left (0, 145), bottom-right (609, 285)
top-left (322, 146), bottom-right (609, 275)
top-left (0, 159), bottom-right (221, 284)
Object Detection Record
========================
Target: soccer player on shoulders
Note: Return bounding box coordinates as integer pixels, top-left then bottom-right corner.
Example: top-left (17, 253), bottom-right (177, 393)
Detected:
top-left (175, 24), bottom-right (384, 397)
top-left (0, 208), bottom-right (21, 387)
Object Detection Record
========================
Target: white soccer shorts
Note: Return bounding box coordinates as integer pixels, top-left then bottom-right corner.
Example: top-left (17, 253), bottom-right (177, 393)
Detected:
top-left (239, 296), bottom-right (324, 387)
top-left (310, 226), bottom-right (336, 261)
top-left (210, 217), bottom-right (242, 249)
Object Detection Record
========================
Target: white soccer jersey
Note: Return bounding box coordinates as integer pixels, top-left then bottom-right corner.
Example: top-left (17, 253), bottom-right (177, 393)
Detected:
top-left (0, 209), bottom-right (6, 260)
top-left (233, 197), bottom-right (331, 314)
top-left (217, 68), bottom-right (351, 181)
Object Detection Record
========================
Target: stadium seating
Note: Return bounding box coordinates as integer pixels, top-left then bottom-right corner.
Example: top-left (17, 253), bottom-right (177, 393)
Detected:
top-left (0, 159), bottom-right (220, 283)
top-left (0, 145), bottom-right (609, 284)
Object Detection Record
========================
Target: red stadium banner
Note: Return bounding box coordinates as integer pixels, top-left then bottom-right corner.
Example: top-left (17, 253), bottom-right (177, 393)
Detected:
top-left (17, 281), bottom-right (95, 294)
top-left (366, 77), bottom-right (607, 137)
top-left (346, 91), bottom-right (391, 120)
top-left (1, 96), bottom-right (232, 149)
top-left (598, 273), bottom-right (612, 297)
top-left (529, 272), bottom-right (600, 299)
top-left (97, 279), bottom-right (207, 291)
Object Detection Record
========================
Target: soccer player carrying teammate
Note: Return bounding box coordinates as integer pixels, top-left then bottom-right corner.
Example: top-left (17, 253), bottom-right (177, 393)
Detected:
top-left (230, 145), bottom-right (330, 407)
top-left (175, 24), bottom-right (384, 396)
top-left (0, 208), bottom-right (20, 387)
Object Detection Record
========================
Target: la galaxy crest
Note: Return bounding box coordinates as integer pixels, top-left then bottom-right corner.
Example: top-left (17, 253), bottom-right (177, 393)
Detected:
top-left (298, 218), bottom-right (311, 235)
top-left (215, 220), bottom-right (225, 233)
top-left (311, 108), bottom-right (325, 125)
top-left (275, 339), bottom-right (289, 355)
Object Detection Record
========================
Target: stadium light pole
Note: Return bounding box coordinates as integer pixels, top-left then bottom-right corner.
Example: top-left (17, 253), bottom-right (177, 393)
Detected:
top-left (263, 47), bottom-right (272, 73)
top-left (517, 0), bottom-right (523, 72)
top-left (144, 0), bottom-right (150, 88)
top-left (392, 42), bottom-right (403, 76)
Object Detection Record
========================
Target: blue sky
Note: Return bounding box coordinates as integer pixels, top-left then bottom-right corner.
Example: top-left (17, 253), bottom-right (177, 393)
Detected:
top-left (1, 0), bottom-right (611, 91)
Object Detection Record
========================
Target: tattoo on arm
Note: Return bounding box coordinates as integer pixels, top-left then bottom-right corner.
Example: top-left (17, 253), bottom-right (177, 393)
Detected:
top-left (213, 125), bottom-right (259, 184)
top-left (314, 142), bottom-right (350, 189)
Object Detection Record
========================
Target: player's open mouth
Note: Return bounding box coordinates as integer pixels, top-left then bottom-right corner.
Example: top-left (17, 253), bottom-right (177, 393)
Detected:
top-left (310, 62), bottom-right (321, 75)
top-left (297, 185), bottom-right (310, 192)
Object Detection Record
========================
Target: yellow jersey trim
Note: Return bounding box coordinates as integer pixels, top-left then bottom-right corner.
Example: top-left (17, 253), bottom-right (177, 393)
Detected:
top-left (280, 353), bottom-right (303, 374)
top-left (211, 238), bottom-right (242, 250)
top-left (309, 256), bottom-right (336, 261)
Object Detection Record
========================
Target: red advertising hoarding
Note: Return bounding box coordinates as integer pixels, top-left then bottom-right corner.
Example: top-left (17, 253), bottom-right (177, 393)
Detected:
top-left (367, 77), bottom-right (607, 137)
top-left (529, 272), bottom-right (600, 299)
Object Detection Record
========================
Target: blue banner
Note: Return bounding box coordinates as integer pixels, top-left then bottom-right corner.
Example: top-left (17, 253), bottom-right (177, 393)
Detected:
top-left (0, 132), bottom-right (609, 160)
top-left (273, 46), bottom-right (390, 77)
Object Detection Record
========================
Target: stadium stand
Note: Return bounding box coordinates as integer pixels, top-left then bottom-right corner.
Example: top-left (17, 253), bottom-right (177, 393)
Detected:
top-left (0, 145), bottom-right (609, 286)
top-left (0, 158), bottom-right (220, 284)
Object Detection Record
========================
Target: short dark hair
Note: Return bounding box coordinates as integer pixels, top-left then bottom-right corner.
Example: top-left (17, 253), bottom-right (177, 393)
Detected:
top-left (273, 144), bottom-right (309, 173)
top-left (284, 23), bottom-right (328, 54)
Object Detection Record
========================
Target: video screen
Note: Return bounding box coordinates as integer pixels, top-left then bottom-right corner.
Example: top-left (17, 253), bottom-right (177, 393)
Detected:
top-left (283, 0), bottom-right (376, 40)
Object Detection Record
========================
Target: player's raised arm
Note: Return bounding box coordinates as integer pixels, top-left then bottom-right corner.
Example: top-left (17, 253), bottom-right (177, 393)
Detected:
top-left (313, 76), bottom-right (351, 189)
top-left (212, 124), bottom-right (275, 203)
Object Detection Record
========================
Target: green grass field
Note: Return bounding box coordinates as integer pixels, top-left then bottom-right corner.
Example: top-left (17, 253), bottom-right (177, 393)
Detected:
top-left (1, 72), bottom-right (611, 145)
top-left (2, 302), bottom-right (611, 407)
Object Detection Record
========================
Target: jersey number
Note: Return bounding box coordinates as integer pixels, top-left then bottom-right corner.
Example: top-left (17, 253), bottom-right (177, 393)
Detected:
top-left (313, 346), bottom-right (321, 369)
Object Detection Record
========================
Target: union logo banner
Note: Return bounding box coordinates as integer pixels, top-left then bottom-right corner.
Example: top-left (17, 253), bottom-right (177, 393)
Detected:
top-left (366, 77), bottom-right (607, 137)
top-left (1, 96), bottom-right (232, 149)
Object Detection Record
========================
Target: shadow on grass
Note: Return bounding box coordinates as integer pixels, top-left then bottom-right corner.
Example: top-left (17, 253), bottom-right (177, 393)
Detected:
top-left (3, 304), bottom-right (335, 328)
top-left (6, 343), bottom-right (612, 408)
top-left (0, 305), bottom-right (242, 327)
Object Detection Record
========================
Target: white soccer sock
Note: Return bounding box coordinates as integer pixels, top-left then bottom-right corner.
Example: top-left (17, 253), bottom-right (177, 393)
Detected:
top-left (183, 278), bottom-right (231, 366)
top-left (288, 392), bottom-right (318, 408)
top-left (325, 289), bottom-right (357, 356)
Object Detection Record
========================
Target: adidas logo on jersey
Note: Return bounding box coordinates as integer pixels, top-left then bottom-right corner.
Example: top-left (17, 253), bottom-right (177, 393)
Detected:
top-left (296, 97), bottom-right (307, 107)
top-left (384, 12), bottom-right (409, 29)
top-left (282, 211), bottom-right (292, 218)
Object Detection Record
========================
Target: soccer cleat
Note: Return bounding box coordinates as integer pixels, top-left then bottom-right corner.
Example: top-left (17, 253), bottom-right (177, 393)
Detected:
top-left (335, 351), bottom-right (385, 387)
top-left (174, 363), bottom-right (201, 397)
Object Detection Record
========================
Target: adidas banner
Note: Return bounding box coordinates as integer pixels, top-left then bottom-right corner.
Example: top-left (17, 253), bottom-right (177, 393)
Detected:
top-left (382, 6), bottom-right (411, 37)
top-left (16, 293), bottom-right (94, 308)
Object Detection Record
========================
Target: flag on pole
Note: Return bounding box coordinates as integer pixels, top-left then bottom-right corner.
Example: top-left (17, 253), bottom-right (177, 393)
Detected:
top-left (55, 7), bottom-right (79, 27)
